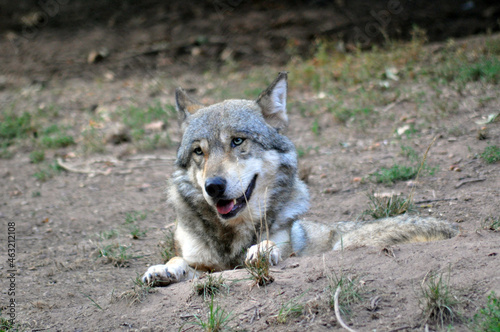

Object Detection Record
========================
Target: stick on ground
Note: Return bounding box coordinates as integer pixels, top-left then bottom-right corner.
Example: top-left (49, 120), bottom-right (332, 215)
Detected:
top-left (334, 286), bottom-right (358, 332)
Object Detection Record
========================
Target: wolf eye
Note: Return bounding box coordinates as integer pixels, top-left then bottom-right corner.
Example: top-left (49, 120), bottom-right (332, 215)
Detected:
top-left (231, 137), bottom-right (245, 147)
top-left (193, 147), bottom-right (203, 155)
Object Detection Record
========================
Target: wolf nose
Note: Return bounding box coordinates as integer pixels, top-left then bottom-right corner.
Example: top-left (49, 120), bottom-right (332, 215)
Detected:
top-left (205, 177), bottom-right (227, 198)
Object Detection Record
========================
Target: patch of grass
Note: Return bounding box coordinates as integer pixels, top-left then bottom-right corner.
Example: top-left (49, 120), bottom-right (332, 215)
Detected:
top-left (331, 107), bottom-right (374, 125)
top-left (40, 133), bottom-right (75, 148)
top-left (311, 118), bottom-right (320, 135)
top-left (194, 273), bottom-right (229, 300)
top-left (289, 26), bottom-right (427, 94)
top-left (276, 293), bottom-right (305, 324)
top-left (481, 145), bottom-right (500, 164)
top-left (117, 102), bottom-right (174, 151)
top-left (81, 126), bottom-right (106, 154)
top-left (457, 57), bottom-right (500, 84)
top-left (482, 216), bottom-right (500, 232)
top-left (371, 164), bottom-right (419, 184)
top-left (125, 211), bottom-right (147, 224)
top-left (432, 51), bottom-right (500, 86)
top-left (118, 276), bottom-right (155, 305)
top-left (486, 39), bottom-right (500, 55)
top-left (96, 229), bottom-right (119, 240)
top-left (245, 245), bottom-right (275, 287)
top-left (0, 313), bottom-right (14, 332)
top-left (0, 112), bottom-right (33, 146)
top-left (473, 291), bottom-right (500, 332)
top-left (128, 224), bottom-right (147, 240)
top-left (124, 211), bottom-right (148, 239)
top-left (29, 150), bottom-right (45, 164)
top-left (120, 103), bottom-right (174, 130)
top-left (364, 192), bottom-right (414, 219)
top-left (327, 271), bottom-right (364, 317)
top-left (0, 143), bottom-right (14, 159)
top-left (33, 160), bottom-right (64, 182)
top-left (93, 242), bottom-right (135, 267)
top-left (159, 228), bottom-right (176, 263)
top-left (419, 270), bottom-right (460, 328)
top-left (192, 295), bottom-right (233, 332)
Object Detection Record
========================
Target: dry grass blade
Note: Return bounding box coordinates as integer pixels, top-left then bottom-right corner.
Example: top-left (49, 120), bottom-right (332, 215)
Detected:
top-left (193, 273), bottom-right (229, 300)
top-left (245, 245), bottom-right (275, 287)
top-left (365, 192), bottom-right (414, 219)
top-left (419, 269), bottom-right (460, 327)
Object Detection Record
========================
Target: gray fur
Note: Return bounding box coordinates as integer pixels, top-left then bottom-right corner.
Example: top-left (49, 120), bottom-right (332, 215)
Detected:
top-left (141, 72), bottom-right (458, 286)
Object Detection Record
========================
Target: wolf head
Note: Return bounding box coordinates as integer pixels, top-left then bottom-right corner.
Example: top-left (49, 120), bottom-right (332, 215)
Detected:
top-left (171, 72), bottom-right (308, 226)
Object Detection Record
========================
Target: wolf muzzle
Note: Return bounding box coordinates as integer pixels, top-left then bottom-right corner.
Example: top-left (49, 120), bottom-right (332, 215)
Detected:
top-left (205, 177), bottom-right (227, 198)
top-left (205, 175), bottom-right (258, 219)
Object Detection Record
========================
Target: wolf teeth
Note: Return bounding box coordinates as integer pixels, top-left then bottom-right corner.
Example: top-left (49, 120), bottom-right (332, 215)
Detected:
top-left (233, 199), bottom-right (237, 205)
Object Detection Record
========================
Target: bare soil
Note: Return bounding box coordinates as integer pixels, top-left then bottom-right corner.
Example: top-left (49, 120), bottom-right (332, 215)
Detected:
top-left (1, 3), bottom-right (499, 332)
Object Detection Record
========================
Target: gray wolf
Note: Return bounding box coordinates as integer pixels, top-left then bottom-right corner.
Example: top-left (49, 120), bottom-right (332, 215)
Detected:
top-left (142, 72), bottom-right (458, 285)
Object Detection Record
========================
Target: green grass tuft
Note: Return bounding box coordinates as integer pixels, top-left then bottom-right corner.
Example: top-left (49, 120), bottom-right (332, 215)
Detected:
top-left (419, 270), bottom-right (460, 328)
top-left (29, 150), bottom-right (45, 164)
top-left (473, 291), bottom-right (500, 332)
top-left (245, 245), bottom-right (275, 287)
top-left (481, 145), bottom-right (500, 164)
top-left (192, 295), bottom-right (233, 332)
top-left (327, 271), bottom-right (364, 317)
top-left (372, 164), bottom-right (419, 184)
top-left (482, 216), bottom-right (500, 232)
top-left (125, 211), bottom-right (147, 224)
top-left (0, 313), bottom-right (15, 332)
top-left (33, 160), bottom-right (64, 182)
top-left (93, 242), bottom-right (135, 267)
top-left (193, 273), bottom-right (229, 300)
top-left (0, 112), bottom-right (32, 145)
top-left (364, 192), bottom-right (414, 219)
top-left (276, 293), bottom-right (305, 324)
top-left (457, 57), bottom-right (500, 84)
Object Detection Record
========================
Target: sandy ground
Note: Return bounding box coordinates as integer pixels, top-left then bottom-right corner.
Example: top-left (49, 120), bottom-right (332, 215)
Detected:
top-left (0, 5), bottom-right (499, 331)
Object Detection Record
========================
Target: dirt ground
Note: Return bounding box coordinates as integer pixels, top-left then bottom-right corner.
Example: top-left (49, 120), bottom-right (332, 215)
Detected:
top-left (1, 3), bottom-right (500, 332)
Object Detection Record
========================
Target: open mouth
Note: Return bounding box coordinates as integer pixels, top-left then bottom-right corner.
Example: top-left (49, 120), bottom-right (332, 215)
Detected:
top-left (215, 175), bottom-right (257, 219)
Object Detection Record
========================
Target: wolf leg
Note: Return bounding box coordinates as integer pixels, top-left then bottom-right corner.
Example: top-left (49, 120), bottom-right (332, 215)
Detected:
top-left (142, 257), bottom-right (196, 286)
top-left (245, 240), bottom-right (281, 266)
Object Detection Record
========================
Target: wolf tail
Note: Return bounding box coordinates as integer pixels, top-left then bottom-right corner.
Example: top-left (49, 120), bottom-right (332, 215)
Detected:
top-left (295, 216), bottom-right (459, 255)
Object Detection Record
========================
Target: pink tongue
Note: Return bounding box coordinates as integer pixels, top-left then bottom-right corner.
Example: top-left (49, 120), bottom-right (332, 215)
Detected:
top-left (217, 200), bottom-right (234, 215)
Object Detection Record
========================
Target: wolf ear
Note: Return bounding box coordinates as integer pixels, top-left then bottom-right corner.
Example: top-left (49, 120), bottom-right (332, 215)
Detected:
top-left (175, 88), bottom-right (204, 121)
top-left (256, 72), bottom-right (288, 131)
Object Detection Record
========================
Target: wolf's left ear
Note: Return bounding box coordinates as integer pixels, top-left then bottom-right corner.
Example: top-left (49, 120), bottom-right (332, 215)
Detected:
top-left (175, 88), bottom-right (205, 121)
top-left (256, 72), bottom-right (288, 131)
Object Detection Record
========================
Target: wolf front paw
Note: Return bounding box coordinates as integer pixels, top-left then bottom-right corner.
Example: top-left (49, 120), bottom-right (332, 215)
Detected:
top-left (142, 257), bottom-right (190, 286)
top-left (142, 264), bottom-right (180, 286)
top-left (245, 240), bottom-right (281, 266)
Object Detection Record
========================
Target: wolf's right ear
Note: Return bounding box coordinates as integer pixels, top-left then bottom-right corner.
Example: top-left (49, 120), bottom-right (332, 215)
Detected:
top-left (175, 88), bottom-right (204, 121)
top-left (256, 72), bottom-right (288, 131)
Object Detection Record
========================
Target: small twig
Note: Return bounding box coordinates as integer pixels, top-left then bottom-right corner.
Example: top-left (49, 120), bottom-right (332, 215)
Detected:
top-left (455, 178), bottom-right (486, 189)
top-left (389, 326), bottom-right (413, 332)
top-left (415, 198), bottom-right (458, 204)
top-left (334, 286), bottom-right (358, 332)
top-left (249, 307), bottom-right (259, 324)
top-left (57, 158), bottom-right (110, 175)
top-left (179, 314), bottom-right (195, 319)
